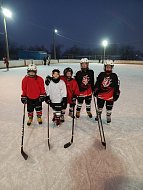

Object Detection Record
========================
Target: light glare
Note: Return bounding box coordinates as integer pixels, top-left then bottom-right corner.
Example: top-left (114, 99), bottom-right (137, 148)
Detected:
top-left (54, 29), bottom-right (58, 33)
top-left (2, 8), bottom-right (12, 18)
top-left (102, 40), bottom-right (108, 47)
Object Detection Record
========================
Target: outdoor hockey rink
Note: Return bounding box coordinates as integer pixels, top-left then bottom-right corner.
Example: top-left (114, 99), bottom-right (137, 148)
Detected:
top-left (0, 63), bottom-right (143, 190)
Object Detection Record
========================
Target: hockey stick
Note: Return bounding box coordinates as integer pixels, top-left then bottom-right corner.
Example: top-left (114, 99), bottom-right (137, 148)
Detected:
top-left (47, 103), bottom-right (50, 150)
top-left (64, 104), bottom-right (75, 148)
top-left (93, 96), bottom-right (106, 149)
top-left (21, 104), bottom-right (28, 160)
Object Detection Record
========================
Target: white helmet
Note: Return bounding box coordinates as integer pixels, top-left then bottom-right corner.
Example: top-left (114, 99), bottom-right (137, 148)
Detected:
top-left (80, 58), bottom-right (89, 64)
top-left (104, 59), bottom-right (114, 67)
top-left (27, 63), bottom-right (37, 72)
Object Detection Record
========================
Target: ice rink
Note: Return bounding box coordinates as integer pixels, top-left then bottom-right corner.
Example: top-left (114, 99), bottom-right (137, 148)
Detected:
top-left (0, 63), bottom-right (143, 190)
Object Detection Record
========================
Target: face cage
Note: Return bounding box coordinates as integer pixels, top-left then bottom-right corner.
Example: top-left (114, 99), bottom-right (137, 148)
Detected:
top-left (104, 65), bottom-right (114, 71)
top-left (64, 71), bottom-right (73, 77)
top-left (80, 62), bottom-right (89, 67)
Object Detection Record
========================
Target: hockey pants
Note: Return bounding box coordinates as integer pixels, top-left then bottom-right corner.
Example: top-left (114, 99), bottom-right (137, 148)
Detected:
top-left (76, 95), bottom-right (92, 113)
top-left (27, 98), bottom-right (42, 118)
top-left (96, 98), bottom-right (114, 117)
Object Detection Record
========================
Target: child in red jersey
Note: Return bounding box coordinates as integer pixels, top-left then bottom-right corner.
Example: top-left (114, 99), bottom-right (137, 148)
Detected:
top-left (61, 67), bottom-right (80, 118)
top-left (21, 63), bottom-right (46, 126)
top-left (94, 60), bottom-right (120, 123)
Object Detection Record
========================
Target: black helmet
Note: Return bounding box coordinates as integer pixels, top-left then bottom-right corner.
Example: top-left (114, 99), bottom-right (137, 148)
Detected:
top-left (63, 67), bottom-right (73, 76)
top-left (52, 69), bottom-right (60, 74)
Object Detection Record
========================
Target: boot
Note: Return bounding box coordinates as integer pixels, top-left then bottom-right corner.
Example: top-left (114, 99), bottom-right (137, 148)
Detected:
top-left (27, 117), bottom-right (33, 126)
top-left (76, 111), bottom-right (80, 118)
top-left (37, 116), bottom-right (42, 124)
top-left (87, 111), bottom-right (92, 118)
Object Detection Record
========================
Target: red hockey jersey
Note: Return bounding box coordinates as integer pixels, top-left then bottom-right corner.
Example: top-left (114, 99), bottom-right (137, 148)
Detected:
top-left (22, 75), bottom-right (46, 99)
top-left (60, 76), bottom-right (80, 104)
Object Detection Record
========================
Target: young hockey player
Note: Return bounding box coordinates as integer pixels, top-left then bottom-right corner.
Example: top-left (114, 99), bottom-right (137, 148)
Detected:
top-left (45, 69), bottom-right (67, 126)
top-left (61, 67), bottom-right (80, 117)
top-left (45, 67), bottom-right (80, 118)
top-left (21, 63), bottom-right (46, 126)
top-left (94, 60), bottom-right (120, 123)
top-left (75, 58), bottom-right (94, 118)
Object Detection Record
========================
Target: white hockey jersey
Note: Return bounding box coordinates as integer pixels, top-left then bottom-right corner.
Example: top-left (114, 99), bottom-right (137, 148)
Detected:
top-left (46, 80), bottom-right (67, 103)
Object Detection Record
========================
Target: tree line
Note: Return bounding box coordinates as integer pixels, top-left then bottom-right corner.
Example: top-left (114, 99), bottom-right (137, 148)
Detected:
top-left (0, 38), bottom-right (143, 60)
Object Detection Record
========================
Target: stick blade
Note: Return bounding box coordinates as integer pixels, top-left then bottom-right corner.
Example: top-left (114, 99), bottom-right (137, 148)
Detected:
top-left (64, 142), bottom-right (72, 148)
top-left (102, 142), bottom-right (106, 149)
top-left (21, 150), bottom-right (28, 160)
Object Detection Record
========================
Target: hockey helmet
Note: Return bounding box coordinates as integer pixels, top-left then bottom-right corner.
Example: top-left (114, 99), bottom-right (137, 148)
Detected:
top-left (63, 67), bottom-right (73, 76)
top-left (27, 63), bottom-right (37, 73)
top-left (80, 58), bottom-right (89, 70)
top-left (52, 69), bottom-right (60, 74)
top-left (80, 58), bottom-right (89, 64)
top-left (104, 60), bottom-right (114, 68)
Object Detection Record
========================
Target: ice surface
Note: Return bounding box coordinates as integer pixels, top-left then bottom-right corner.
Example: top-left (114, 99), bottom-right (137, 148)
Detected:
top-left (0, 63), bottom-right (143, 190)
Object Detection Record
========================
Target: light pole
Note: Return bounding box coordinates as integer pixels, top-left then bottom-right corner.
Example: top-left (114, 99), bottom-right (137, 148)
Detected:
top-left (102, 40), bottom-right (108, 64)
top-left (53, 29), bottom-right (58, 60)
top-left (1, 7), bottom-right (12, 61)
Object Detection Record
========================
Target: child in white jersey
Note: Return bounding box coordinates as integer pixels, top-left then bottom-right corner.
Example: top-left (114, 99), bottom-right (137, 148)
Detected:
top-left (45, 69), bottom-right (67, 126)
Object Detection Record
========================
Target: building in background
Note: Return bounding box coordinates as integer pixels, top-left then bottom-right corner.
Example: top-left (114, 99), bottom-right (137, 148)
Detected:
top-left (18, 50), bottom-right (47, 60)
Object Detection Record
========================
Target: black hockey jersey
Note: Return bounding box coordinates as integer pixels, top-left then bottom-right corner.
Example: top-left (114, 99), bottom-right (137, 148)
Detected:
top-left (94, 72), bottom-right (120, 101)
top-left (75, 69), bottom-right (94, 96)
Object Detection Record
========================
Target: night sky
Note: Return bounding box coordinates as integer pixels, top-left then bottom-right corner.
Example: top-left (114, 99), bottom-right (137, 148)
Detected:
top-left (0, 0), bottom-right (143, 51)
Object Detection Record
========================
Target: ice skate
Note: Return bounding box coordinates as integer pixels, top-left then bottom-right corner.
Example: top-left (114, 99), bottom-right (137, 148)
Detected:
top-left (60, 114), bottom-right (65, 122)
top-left (95, 116), bottom-right (98, 121)
top-left (95, 112), bottom-right (102, 121)
top-left (53, 113), bottom-right (61, 127)
top-left (87, 111), bottom-right (92, 118)
top-left (27, 117), bottom-right (33, 126)
top-left (56, 117), bottom-right (61, 126)
top-left (107, 114), bottom-right (111, 123)
top-left (76, 111), bottom-right (80, 118)
top-left (68, 111), bottom-right (73, 117)
top-left (68, 111), bottom-right (75, 118)
top-left (53, 116), bottom-right (61, 127)
top-left (37, 116), bottom-right (42, 125)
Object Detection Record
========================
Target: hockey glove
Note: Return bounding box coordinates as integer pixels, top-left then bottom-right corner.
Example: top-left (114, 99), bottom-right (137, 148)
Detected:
top-left (61, 97), bottom-right (67, 109)
top-left (45, 96), bottom-right (51, 105)
top-left (39, 95), bottom-right (46, 102)
top-left (45, 75), bottom-right (51, 86)
top-left (113, 92), bottom-right (120, 102)
top-left (21, 96), bottom-right (27, 104)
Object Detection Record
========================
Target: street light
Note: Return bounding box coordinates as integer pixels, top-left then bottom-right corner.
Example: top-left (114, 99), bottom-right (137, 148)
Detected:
top-left (1, 7), bottom-right (12, 61)
top-left (53, 29), bottom-right (58, 59)
top-left (102, 40), bottom-right (108, 63)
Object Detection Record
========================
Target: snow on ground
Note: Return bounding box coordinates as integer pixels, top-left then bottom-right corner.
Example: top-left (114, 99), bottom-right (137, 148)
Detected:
top-left (0, 63), bottom-right (143, 190)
